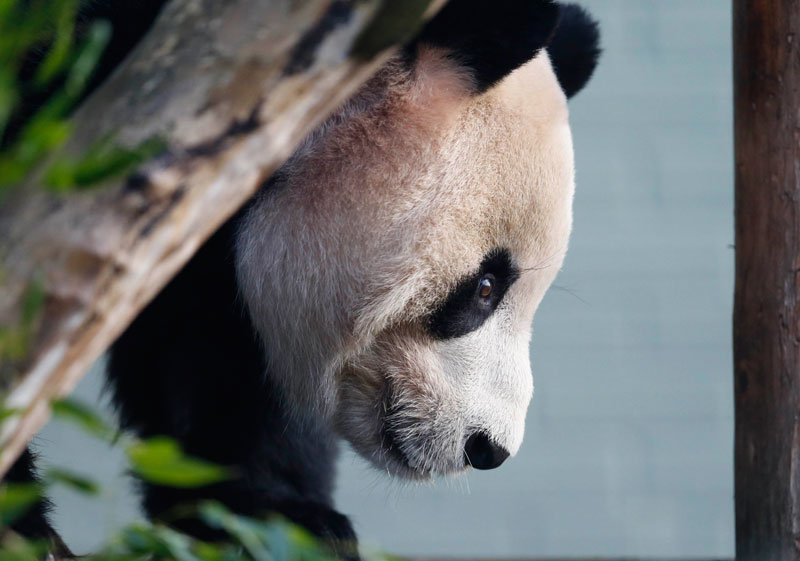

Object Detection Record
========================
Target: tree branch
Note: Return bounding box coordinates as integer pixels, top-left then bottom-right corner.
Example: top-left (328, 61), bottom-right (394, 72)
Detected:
top-left (0, 0), bottom-right (445, 477)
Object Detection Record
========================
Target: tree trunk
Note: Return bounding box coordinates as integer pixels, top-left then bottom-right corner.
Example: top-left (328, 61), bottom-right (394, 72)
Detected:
top-left (0, 0), bottom-right (444, 477)
top-left (734, 0), bottom-right (800, 559)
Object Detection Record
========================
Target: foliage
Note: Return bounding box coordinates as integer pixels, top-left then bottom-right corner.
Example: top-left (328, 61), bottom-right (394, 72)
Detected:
top-left (0, 0), bottom-right (162, 195)
top-left (1, 398), bottom-right (383, 561)
top-left (50, 398), bottom-right (232, 489)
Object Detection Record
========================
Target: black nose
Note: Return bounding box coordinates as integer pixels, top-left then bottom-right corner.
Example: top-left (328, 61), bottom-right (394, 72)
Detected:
top-left (464, 432), bottom-right (510, 470)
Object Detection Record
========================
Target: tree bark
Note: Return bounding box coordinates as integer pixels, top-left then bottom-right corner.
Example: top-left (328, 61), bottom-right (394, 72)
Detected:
top-left (0, 0), bottom-right (444, 477)
top-left (734, 1), bottom-right (800, 559)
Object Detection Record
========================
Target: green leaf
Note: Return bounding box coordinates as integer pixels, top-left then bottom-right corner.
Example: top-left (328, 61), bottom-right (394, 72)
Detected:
top-left (114, 524), bottom-right (208, 561)
top-left (127, 438), bottom-right (231, 488)
top-left (199, 502), bottom-right (273, 561)
top-left (46, 467), bottom-right (101, 495)
top-left (0, 279), bottom-right (45, 361)
top-left (45, 136), bottom-right (164, 191)
top-left (20, 279), bottom-right (45, 327)
top-left (190, 540), bottom-right (244, 561)
top-left (0, 326), bottom-right (27, 362)
top-left (17, 113), bottom-right (73, 156)
top-left (0, 536), bottom-right (49, 561)
top-left (0, 482), bottom-right (43, 526)
top-left (198, 503), bottom-right (338, 561)
top-left (152, 526), bottom-right (206, 561)
top-left (0, 115), bottom-right (72, 190)
top-left (0, 67), bottom-right (18, 141)
top-left (0, 0), bottom-right (15, 26)
top-left (64, 20), bottom-right (111, 97)
top-left (0, 1), bottom-right (50, 71)
top-left (117, 524), bottom-right (171, 556)
top-left (0, 407), bottom-right (20, 423)
top-left (191, 541), bottom-right (227, 561)
top-left (51, 398), bottom-right (114, 441)
top-left (34, 0), bottom-right (79, 85)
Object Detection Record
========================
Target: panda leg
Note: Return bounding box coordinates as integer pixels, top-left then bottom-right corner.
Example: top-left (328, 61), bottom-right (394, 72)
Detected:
top-left (275, 500), bottom-right (359, 561)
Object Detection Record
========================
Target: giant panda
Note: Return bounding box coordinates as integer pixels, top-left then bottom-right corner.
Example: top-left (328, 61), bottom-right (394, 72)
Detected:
top-left (7, 0), bottom-right (600, 558)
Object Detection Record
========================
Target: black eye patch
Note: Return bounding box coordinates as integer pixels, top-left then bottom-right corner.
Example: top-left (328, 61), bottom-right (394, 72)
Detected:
top-left (428, 249), bottom-right (520, 340)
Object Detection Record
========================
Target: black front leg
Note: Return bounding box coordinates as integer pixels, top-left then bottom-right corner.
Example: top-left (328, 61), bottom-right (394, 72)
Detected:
top-left (276, 500), bottom-right (360, 561)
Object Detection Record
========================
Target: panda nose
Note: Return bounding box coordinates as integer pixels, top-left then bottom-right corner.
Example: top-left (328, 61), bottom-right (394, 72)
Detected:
top-left (464, 432), bottom-right (510, 470)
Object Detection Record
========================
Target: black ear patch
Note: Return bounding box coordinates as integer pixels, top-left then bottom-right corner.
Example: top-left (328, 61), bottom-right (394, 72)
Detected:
top-left (410, 0), bottom-right (561, 94)
top-left (548, 3), bottom-right (601, 98)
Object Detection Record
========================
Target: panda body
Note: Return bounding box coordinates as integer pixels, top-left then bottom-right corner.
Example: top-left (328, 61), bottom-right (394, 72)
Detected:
top-left (9, 1), bottom-right (600, 557)
top-left (110, 0), bottom-right (600, 551)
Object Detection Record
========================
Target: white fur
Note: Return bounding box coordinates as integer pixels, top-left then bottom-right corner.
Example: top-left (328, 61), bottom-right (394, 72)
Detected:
top-left (236, 48), bottom-right (573, 478)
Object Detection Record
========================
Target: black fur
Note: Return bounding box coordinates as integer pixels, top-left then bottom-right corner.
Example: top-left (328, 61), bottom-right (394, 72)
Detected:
top-left (548, 3), bottom-right (601, 98)
top-left (107, 214), bottom-right (357, 557)
top-left (3, 448), bottom-right (72, 556)
top-left (410, 0), bottom-right (561, 93)
top-left (429, 249), bottom-right (520, 340)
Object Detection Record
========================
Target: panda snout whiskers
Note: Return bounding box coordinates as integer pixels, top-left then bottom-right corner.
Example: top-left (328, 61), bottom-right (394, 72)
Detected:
top-left (376, 387), bottom-right (473, 478)
top-left (380, 417), bottom-right (415, 472)
top-left (379, 397), bottom-right (426, 477)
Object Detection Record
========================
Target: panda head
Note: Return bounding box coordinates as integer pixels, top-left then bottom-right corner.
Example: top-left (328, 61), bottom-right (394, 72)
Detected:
top-left (236, 0), bottom-right (600, 479)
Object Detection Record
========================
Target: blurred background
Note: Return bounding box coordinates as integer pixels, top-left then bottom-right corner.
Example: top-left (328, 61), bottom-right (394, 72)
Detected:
top-left (36, 0), bottom-right (735, 558)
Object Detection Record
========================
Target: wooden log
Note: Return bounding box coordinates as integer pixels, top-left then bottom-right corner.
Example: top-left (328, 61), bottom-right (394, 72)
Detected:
top-left (734, 0), bottom-right (800, 559)
top-left (0, 0), bottom-right (445, 477)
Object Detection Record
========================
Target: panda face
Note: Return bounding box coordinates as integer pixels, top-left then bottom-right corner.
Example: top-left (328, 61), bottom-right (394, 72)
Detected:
top-left (335, 53), bottom-right (573, 477)
top-left (236, 46), bottom-right (574, 479)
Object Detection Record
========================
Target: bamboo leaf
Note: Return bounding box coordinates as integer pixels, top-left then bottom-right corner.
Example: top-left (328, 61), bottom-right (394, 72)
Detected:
top-left (199, 502), bottom-right (273, 561)
top-left (51, 398), bottom-right (114, 441)
top-left (0, 482), bottom-right (43, 526)
top-left (65, 20), bottom-right (111, 97)
top-left (45, 136), bottom-right (164, 191)
top-left (127, 438), bottom-right (231, 489)
top-left (0, 536), bottom-right (49, 561)
top-left (46, 467), bottom-right (101, 495)
top-left (34, 0), bottom-right (79, 85)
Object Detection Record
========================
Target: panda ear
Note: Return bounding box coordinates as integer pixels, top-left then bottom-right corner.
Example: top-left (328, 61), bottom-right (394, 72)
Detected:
top-left (409, 0), bottom-right (561, 95)
top-left (547, 3), bottom-right (601, 98)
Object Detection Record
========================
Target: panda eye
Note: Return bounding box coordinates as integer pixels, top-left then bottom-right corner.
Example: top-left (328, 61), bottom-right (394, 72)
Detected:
top-left (428, 249), bottom-right (519, 340)
top-left (478, 275), bottom-right (494, 299)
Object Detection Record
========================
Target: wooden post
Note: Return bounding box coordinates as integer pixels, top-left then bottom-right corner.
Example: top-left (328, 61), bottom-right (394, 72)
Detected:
top-left (734, 1), bottom-right (800, 559)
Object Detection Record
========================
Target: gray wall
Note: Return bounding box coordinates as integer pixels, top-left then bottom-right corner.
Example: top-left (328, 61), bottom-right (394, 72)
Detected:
top-left (38, 0), bottom-right (735, 558)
